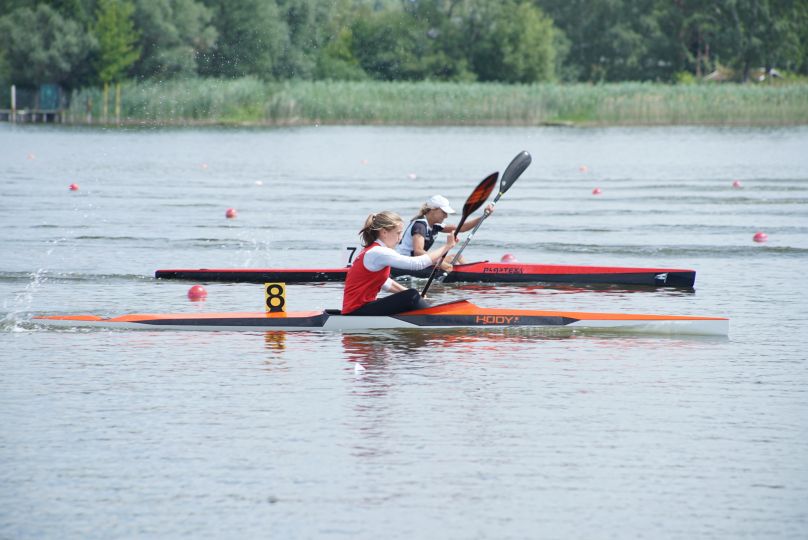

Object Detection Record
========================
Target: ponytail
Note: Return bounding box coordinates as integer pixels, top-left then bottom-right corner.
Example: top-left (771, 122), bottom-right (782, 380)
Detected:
top-left (411, 203), bottom-right (431, 221)
top-left (359, 211), bottom-right (404, 246)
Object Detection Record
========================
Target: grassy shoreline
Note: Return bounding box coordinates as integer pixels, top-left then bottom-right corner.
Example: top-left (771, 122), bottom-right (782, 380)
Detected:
top-left (64, 79), bottom-right (808, 127)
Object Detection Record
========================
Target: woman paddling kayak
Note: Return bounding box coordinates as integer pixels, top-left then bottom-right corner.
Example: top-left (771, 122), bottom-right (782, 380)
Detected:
top-left (343, 211), bottom-right (457, 316)
top-left (396, 194), bottom-right (493, 269)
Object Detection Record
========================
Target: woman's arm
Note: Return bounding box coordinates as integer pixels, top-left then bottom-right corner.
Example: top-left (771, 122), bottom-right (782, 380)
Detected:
top-left (364, 236), bottom-right (457, 272)
top-left (411, 234), bottom-right (426, 256)
top-left (443, 203), bottom-right (495, 233)
top-left (381, 278), bottom-right (408, 293)
top-left (458, 203), bottom-right (495, 232)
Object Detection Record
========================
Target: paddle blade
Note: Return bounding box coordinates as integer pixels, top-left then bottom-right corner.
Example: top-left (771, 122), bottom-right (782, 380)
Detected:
top-left (461, 172), bottom-right (498, 221)
top-left (499, 151), bottom-right (532, 194)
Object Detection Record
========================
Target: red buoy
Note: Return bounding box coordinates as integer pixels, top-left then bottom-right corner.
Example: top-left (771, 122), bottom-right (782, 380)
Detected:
top-left (225, 208), bottom-right (237, 219)
top-left (753, 232), bottom-right (768, 243)
top-left (732, 180), bottom-right (743, 189)
top-left (187, 285), bottom-right (207, 300)
top-left (69, 183), bottom-right (79, 191)
top-left (500, 253), bottom-right (518, 263)
top-left (592, 187), bottom-right (602, 195)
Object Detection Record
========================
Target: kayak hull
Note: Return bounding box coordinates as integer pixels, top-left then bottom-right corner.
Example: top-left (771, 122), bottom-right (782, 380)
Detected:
top-left (155, 262), bottom-right (696, 288)
top-left (33, 300), bottom-right (727, 336)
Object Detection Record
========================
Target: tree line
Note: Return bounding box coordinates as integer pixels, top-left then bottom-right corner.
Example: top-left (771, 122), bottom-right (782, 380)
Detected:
top-left (1, 0), bottom-right (806, 92)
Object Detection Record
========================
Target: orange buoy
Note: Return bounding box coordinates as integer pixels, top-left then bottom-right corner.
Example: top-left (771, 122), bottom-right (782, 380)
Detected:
top-left (753, 232), bottom-right (768, 243)
top-left (69, 183), bottom-right (79, 191)
top-left (187, 285), bottom-right (207, 300)
top-left (592, 187), bottom-right (602, 195)
top-left (732, 180), bottom-right (743, 189)
top-left (225, 208), bottom-right (237, 219)
top-left (500, 253), bottom-right (518, 263)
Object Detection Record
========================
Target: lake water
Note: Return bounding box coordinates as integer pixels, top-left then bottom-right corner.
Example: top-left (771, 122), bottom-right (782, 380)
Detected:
top-left (1, 124), bottom-right (807, 539)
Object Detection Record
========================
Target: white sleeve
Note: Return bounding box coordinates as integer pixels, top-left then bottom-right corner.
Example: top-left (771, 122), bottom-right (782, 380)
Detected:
top-left (363, 245), bottom-right (433, 272)
top-left (381, 278), bottom-right (398, 292)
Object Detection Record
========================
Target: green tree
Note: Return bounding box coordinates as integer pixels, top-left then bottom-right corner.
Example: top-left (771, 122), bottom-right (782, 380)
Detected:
top-left (402, 0), bottom-right (476, 81)
top-left (466, 0), bottom-right (558, 83)
top-left (198, 0), bottom-right (286, 79)
top-left (131, 0), bottom-right (217, 78)
top-left (275, 0), bottom-right (340, 79)
top-left (94, 0), bottom-right (141, 84)
top-left (718, 0), bottom-right (805, 81)
top-left (538, 0), bottom-right (672, 81)
top-left (349, 7), bottom-right (433, 80)
top-left (40, 0), bottom-right (95, 27)
top-left (316, 28), bottom-right (368, 80)
top-left (0, 4), bottom-right (96, 87)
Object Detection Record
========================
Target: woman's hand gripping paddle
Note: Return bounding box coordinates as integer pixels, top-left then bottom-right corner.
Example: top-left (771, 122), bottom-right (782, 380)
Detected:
top-left (449, 151), bottom-right (532, 264)
top-left (420, 172), bottom-right (499, 298)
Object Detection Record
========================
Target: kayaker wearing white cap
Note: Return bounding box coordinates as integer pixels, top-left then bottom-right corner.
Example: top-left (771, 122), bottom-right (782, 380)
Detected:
top-left (397, 194), bottom-right (494, 267)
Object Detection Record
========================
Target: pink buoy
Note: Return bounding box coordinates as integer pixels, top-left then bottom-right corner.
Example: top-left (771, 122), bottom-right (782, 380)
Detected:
top-left (579, 165), bottom-right (589, 173)
top-left (69, 183), bottom-right (79, 191)
top-left (225, 208), bottom-right (237, 219)
top-left (500, 253), bottom-right (518, 263)
top-left (732, 180), bottom-right (743, 189)
top-left (187, 285), bottom-right (207, 300)
top-left (753, 232), bottom-right (768, 243)
top-left (592, 187), bottom-right (602, 195)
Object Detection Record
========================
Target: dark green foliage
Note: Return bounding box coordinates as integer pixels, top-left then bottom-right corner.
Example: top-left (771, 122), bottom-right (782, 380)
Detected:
top-left (197, 0), bottom-right (286, 79)
top-left (131, 0), bottom-right (217, 79)
top-left (0, 4), bottom-right (96, 86)
top-left (0, 0), bottom-right (806, 88)
top-left (465, 0), bottom-right (557, 83)
top-left (94, 0), bottom-right (140, 83)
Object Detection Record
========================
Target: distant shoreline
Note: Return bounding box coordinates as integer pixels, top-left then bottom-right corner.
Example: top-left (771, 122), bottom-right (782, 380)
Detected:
top-left (53, 79), bottom-right (808, 127)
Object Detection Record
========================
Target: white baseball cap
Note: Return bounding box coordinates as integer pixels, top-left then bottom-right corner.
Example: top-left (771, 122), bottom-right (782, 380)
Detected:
top-left (425, 194), bottom-right (455, 214)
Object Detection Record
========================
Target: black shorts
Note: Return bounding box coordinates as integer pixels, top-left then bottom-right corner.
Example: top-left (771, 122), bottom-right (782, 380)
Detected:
top-left (346, 288), bottom-right (429, 316)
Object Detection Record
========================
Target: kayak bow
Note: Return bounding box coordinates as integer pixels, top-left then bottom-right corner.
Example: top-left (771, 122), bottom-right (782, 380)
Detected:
top-left (34, 300), bottom-right (727, 336)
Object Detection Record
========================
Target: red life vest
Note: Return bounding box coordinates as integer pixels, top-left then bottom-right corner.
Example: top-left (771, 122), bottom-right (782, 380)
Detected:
top-left (342, 243), bottom-right (391, 314)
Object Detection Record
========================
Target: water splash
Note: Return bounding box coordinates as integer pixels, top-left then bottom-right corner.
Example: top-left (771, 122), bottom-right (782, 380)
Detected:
top-left (1, 268), bottom-right (50, 332)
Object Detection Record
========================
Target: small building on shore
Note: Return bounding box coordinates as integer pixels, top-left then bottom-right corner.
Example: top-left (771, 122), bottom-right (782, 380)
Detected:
top-left (0, 83), bottom-right (67, 123)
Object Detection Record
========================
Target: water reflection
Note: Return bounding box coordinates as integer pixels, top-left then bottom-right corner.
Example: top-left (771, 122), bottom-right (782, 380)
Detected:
top-left (340, 328), bottom-right (577, 365)
top-left (263, 331), bottom-right (286, 351)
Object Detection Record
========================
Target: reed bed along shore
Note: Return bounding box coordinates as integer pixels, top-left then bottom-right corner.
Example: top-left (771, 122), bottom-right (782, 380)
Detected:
top-left (65, 78), bottom-right (808, 126)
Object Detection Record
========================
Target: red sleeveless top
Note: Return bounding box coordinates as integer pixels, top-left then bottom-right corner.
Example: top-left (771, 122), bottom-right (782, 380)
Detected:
top-left (342, 243), bottom-right (391, 314)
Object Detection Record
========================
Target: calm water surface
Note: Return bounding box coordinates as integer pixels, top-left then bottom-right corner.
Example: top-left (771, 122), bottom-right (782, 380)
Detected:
top-left (1, 124), bottom-right (807, 539)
